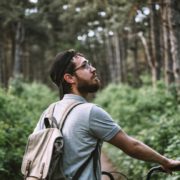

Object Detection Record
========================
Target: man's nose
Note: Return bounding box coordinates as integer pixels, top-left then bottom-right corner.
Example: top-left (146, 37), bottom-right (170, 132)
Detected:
top-left (90, 65), bottom-right (96, 72)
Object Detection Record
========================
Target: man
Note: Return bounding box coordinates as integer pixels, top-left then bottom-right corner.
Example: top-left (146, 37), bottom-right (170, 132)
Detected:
top-left (34, 49), bottom-right (180, 180)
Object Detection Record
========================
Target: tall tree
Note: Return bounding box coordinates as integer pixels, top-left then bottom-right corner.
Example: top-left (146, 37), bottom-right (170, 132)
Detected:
top-left (149, 0), bottom-right (161, 81)
top-left (161, 0), bottom-right (174, 89)
top-left (120, 34), bottom-right (128, 83)
top-left (166, 0), bottom-right (180, 87)
top-left (0, 30), bottom-right (2, 85)
top-left (14, 22), bottom-right (24, 77)
top-left (106, 29), bottom-right (116, 84)
top-left (138, 31), bottom-right (157, 87)
top-left (114, 31), bottom-right (122, 83)
top-left (130, 15), bottom-right (139, 87)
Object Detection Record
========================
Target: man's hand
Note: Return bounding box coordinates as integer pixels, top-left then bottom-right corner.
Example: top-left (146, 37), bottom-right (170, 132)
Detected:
top-left (162, 159), bottom-right (180, 175)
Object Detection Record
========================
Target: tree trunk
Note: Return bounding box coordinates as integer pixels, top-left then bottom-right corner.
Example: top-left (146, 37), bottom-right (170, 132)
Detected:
top-left (161, 1), bottom-right (174, 89)
top-left (102, 34), bottom-right (109, 86)
top-left (14, 22), bottom-right (24, 77)
top-left (95, 46), bottom-right (106, 88)
top-left (11, 30), bottom-right (15, 77)
top-left (147, 19), bottom-right (152, 74)
top-left (133, 41), bottom-right (138, 84)
top-left (166, 0), bottom-right (180, 87)
top-left (159, 25), bottom-right (164, 72)
top-left (106, 30), bottom-right (115, 84)
top-left (41, 53), bottom-right (46, 83)
top-left (159, 3), bottom-right (165, 72)
top-left (2, 39), bottom-right (8, 89)
top-left (149, 0), bottom-right (161, 80)
top-left (130, 16), bottom-right (139, 87)
top-left (25, 44), bottom-right (29, 79)
top-left (20, 45), bottom-right (29, 79)
top-left (120, 35), bottom-right (128, 83)
top-left (114, 31), bottom-right (122, 83)
top-left (138, 32), bottom-right (156, 87)
top-left (0, 30), bottom-right (2, 86)
top-left (152, 66), bottom-right (157, 88)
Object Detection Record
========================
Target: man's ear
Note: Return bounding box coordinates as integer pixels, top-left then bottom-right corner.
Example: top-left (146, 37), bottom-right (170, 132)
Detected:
top-left (64, 74), bottom-right (75, 84)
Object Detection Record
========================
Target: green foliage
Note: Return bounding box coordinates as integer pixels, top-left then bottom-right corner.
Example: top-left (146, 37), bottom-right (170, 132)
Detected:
top-left (0, 79), bottom-right (58, 180)
top-left (57, 41), bottom-right (82, 53)
top-left (94, 82), bottom-right (180, 180)
top-left (140, 73), bottom-right (152, 86)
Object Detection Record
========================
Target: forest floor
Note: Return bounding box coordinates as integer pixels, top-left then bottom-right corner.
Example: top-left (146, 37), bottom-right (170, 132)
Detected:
top-left (101, 151), bottom-right (121, 180)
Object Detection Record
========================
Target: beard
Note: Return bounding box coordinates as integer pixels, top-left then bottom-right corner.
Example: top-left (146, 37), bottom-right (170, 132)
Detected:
top-left (76, 74), bottom-right (101, 94)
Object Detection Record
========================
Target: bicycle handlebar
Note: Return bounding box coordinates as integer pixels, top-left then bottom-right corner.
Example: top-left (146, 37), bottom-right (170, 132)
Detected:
top-left (146, 165), bottom-right (180, 180)
top-left (102, 165), bottom-right (180, 180)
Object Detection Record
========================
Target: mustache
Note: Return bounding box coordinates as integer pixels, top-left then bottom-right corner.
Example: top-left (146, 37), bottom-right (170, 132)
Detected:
top-left (92, 73), bottom-right (97, 79)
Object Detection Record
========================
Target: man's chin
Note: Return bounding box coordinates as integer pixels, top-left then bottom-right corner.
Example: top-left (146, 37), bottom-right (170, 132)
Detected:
top-left (88, 82), bottom-right (101, 93)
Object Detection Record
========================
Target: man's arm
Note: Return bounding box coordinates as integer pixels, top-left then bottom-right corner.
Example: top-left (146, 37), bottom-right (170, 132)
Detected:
top-left (108, 129), bottom-right (180, 175)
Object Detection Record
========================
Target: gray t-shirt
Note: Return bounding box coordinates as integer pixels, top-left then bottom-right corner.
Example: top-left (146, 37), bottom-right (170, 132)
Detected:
top-left (34, 94), bottom-right (121, 180)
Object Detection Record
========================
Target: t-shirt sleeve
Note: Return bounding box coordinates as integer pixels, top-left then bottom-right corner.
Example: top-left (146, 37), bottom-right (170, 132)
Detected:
top-left (89, 105), bottom-right (121, 142)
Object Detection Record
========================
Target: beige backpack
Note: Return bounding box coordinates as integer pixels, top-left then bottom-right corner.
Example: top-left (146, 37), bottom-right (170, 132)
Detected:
top-left (21, 101), bottom-right (84, 180)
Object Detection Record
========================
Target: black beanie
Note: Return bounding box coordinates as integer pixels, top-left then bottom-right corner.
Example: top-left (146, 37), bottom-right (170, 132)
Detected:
top-left (49, 50), bottom-right (77, 100)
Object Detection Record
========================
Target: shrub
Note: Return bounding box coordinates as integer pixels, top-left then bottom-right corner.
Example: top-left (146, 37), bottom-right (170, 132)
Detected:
top-left (94, 82), bottom-right (180, 180)
top-left (0, 79), bottom-right (58, 180)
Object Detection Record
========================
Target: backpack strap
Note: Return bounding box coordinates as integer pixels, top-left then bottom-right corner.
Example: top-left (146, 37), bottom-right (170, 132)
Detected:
top-left (58, 101), bottom-right (84, 130)
top-left (93, 140), bottom-right (100, 180)
top-left (72, 140), bottom-right (99, 180)
top-left (44, 103), bottom-right (58, 128)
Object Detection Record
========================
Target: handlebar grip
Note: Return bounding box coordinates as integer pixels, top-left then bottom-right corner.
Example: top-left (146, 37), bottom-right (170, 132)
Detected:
top-left (157, 165), bottom-right (180, 172)
top-left (170, 165), bottom-right (180, 171)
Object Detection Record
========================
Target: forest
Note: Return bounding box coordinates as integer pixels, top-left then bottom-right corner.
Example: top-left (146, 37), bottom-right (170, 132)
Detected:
top-left (0, 0), bottom-right (180, 180)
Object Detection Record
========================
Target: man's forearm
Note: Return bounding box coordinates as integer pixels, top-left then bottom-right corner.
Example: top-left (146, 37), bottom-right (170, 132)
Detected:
top-left (108, 129), bottom-right (180, 175)
top-left (129, 139), bottom-right (169, 166)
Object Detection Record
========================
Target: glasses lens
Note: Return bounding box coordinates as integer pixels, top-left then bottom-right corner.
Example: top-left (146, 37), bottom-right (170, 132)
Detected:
top-left (74, 62), bottom-right (91, 72)
top-left (87, 63), bottom-right (91, 69)
top-left (85, 62), bottom-right (90, 68)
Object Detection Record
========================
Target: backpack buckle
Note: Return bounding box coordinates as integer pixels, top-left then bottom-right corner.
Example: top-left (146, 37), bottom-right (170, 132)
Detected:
top-left (38, 163), bottom-right (45, 180)
top-left (23, 160), bottom-right (31, 179)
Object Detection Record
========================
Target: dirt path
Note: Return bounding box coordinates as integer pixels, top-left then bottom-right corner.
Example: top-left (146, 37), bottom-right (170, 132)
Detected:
top-left (101, 151), bottom-right (120, 180)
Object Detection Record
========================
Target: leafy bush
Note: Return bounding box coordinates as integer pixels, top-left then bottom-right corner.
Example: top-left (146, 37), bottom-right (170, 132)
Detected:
top-left (1, 77), bottom-right (180, 180)
top-left (0, 79), bottom-right (58, 180)
top-left (94, 82), bottom-right (180, 180)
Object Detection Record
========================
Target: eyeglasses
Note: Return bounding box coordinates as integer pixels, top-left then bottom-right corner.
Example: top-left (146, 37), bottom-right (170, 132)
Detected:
top-left (73, 62), bottom-right (92, 72)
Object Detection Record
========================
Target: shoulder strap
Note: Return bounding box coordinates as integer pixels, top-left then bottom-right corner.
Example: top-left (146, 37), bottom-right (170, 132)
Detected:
top-left (93, 140), bottom-right (99, 180)
top-left (44, 103), bottom-right (58, 128)
top-left (72, 140), bottom-right (99, 180)
top-left (44, 101), bottom-right (83, 129)
top-left (58, 101), bottom-right (84, 130)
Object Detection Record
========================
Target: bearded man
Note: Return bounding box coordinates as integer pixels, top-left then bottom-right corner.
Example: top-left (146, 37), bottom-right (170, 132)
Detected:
top-left (34, 49), bottom-right (180, 180)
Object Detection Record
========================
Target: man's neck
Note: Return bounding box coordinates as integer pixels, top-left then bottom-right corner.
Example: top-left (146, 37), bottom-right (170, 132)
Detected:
top-left (70, 91), bottom-right (88, 100)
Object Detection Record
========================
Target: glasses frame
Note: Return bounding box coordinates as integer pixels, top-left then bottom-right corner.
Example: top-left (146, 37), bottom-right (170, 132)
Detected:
top-left (73, 62), bottom-right (91, 72)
